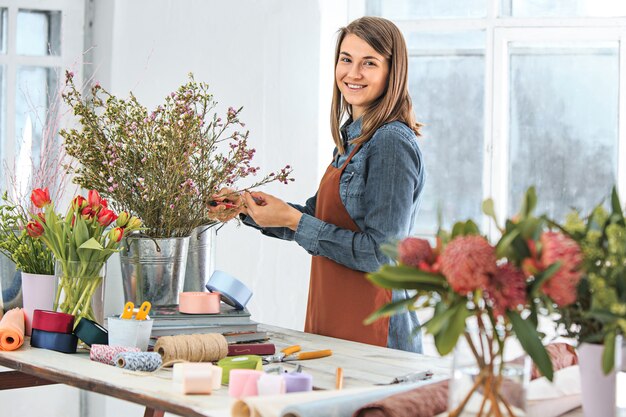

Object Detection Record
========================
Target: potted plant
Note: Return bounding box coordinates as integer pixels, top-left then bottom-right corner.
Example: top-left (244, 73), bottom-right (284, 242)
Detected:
top-left (366, 188), bottom-right (583, 417)
top-left (59, 71), bottom-right (293, 305)
top-left (558, 186), bottom-right (626, 417)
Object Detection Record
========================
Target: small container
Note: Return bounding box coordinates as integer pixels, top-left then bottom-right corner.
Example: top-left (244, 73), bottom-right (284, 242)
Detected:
top-left (106, 317), bottom-right (154, 351)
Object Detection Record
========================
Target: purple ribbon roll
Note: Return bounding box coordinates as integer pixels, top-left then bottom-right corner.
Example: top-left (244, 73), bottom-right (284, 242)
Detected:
top-left (283, 372), bottom-right (313, 393)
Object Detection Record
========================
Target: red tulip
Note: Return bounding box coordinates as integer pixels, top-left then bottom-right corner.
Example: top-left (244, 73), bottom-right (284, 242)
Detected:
top-left (72, 195), bottom-right (87, 210)
top-left (108, 227), bottom-right (124, 242)
top-left (97, 208), bottom-right (117, 227)
top-left (30, 188), bottom-right (51, 208)
top-left (26, 220), bottom-right (44, 237)
top-left (81, 206), bottom-right (95, 219)
top-left (87, 190), bottom-right (103, 209)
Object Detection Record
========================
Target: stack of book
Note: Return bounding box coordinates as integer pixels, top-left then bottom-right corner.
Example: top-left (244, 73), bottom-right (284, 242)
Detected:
top-left (148, 303), bottom-right (268, 343)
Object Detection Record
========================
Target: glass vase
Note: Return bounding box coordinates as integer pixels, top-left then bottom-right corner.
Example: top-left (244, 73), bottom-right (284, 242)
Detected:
top-left (54, 260), bottom-right (106, 326)
top-left (448, 324), bottom-right (530, 417)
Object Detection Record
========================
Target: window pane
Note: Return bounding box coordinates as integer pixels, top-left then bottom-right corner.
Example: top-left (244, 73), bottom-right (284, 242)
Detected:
top-left (15, 66), bottom-right (59, 199)
top-left (502, 0), bottom-right (626, 17)
top-left (17, 9), bottom-right (61, 56)
top-left (508, 43), bottom-right (618, 220)
top-left (408, 32), bottom-right (486, 234)
top-left (367, 0), bottom-right (487, 19)
top-left (0, 8), bottom-right (7, 54)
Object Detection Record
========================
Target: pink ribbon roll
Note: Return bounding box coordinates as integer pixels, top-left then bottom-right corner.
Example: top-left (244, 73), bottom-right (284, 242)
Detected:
top-left (228, 369), bottom-right (263, 398)
top-left (90, 344), bottom-right (140, 365)
top-left (179, 292), bottom-right (221, 314)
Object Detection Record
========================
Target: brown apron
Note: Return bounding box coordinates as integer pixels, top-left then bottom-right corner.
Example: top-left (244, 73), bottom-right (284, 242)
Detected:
top-left (304, 144), bottom-right (391, 347)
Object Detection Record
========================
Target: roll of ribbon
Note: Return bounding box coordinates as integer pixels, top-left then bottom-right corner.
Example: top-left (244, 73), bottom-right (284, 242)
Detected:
top-left (0, 308), bottom-right (25, 351)
top-left (114, 351), bottom-right (162, 372)
top-left (90, 344), bottom-right (140, 365)
top-left (31, 310), bottom-right (74, 334)
top-left (284, 372), bottom-right (313, 393)
top-left (74, 318), bottom-right (108, 346)
top-left (173, 362), bottom-right (222, 390)
top-left (107, 317), bottom-right (153, 351)
top-left (30, 328), bottom-right (78, 353)
top-left (217, 355), bottom-right (263, 385)
top-left (179, 292), bottom-right (221, 314)
top-left (173, 363), bottom-right (214, 395)
top-left (257, 373), bottom-right (286, 396)
top-left (205, 270), bottom-right (252, 310)
top-left (228, 369), bottom-right (263, 398)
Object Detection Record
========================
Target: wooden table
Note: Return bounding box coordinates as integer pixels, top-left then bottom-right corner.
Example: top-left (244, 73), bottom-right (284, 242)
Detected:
top-left (0, 324), bottom-right (451, 417)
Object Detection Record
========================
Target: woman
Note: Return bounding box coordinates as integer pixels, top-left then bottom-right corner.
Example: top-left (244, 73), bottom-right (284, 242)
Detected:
top-left (213, 16), bottom-right (425, 353)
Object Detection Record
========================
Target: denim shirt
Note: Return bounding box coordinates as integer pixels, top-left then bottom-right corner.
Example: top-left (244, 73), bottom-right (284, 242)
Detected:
top-left (243, 118), bottom-right (425, 353)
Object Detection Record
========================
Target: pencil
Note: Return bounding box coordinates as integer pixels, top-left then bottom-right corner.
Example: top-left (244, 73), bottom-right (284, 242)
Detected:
top-left (335, 367), bottom-right (343, 390)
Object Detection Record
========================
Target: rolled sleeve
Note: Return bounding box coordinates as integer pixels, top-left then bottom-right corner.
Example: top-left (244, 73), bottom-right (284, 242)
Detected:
top-left (294, 213), bottom-right (324, 255)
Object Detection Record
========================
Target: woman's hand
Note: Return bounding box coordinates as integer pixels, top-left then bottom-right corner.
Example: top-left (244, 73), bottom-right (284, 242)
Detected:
top-left (207, 188), bottom-right (246, 222)
top-left (242, 191), bottom-right (302, 231)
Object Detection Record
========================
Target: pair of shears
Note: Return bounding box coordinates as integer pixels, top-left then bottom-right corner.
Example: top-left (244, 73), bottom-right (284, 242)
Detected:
top-left (262, 345), bottom-right (332, 364)
top-left (120, 301), bottom-right (151, 320)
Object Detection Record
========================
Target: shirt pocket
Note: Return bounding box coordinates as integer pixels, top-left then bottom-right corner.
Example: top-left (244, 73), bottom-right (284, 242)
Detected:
top-left (340, 169), bottom-right (365, 199)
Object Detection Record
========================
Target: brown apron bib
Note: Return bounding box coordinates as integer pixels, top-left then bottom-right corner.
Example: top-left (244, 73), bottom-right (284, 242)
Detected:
top-left (304, 144), bottom-right (391, 347)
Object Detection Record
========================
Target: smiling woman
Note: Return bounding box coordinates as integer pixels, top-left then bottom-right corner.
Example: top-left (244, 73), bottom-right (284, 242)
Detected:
top-left (213, 16), bottom-right (426, 353)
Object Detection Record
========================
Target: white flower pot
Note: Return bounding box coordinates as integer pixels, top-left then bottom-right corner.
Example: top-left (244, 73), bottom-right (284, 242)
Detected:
top-left (578, 338), bottom-right (625, 417)
top-left (20, 272), bottom-right (56, 336)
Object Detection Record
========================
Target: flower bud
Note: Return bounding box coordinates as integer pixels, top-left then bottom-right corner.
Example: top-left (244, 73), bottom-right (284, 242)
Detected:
top-left (126, 216), bottom-right (142, 230)
top-left (71, 195), bottom-right (88, 210)
top-left (30, 188), bottom-right (51, 209)
top-left (108, 227), bottom-right (124, 243)
top-left (116, 211), bottom-right (130, 227)
top-left (26, 220), bottom-right (44, 238)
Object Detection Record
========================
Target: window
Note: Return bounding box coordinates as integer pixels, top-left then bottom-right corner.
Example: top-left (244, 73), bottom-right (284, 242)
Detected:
top-left (0, 0), bottom-right (83, 310)
top-left (354, 0), bottom-right (626, 236)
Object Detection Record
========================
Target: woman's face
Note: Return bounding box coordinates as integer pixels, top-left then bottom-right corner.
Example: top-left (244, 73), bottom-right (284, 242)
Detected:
top-left (335, 33), bottom-right (389, 120)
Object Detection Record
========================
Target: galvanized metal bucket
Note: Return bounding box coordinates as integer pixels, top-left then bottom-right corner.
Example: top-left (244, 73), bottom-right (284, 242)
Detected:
top-left (119, 236), bottom-right (190, 306)
top-left (184, 225), bottom-right (216, 292)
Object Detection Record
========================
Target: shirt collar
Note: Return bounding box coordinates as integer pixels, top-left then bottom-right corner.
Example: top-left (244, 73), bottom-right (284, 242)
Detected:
top-left (341, 117), bottom-right (363, 142)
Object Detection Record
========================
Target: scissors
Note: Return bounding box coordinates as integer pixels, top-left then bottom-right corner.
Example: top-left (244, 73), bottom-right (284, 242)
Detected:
top-left (262, 345), bottom-right (332, 364)
top-left (120, 301), bottom-right (152, 320)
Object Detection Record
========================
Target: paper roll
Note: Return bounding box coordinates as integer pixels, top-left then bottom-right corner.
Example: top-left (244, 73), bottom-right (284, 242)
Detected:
top-left (257, 373), bottom-right (286, 396)
top-left (179, 292), bottom-right (221, 314)
top-left (0, 308), bottom-right (25, 351)
top-left (228, 369), bottom-right (263, 398)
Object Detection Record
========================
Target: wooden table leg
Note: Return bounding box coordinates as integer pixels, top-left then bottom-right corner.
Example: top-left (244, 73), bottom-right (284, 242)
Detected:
top-left (0, 371), bottom-right (57, 390)
top-left (143, 407), bottom-right (165, 417)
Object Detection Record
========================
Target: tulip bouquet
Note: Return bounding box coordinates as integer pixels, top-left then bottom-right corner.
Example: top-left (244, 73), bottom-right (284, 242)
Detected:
top-left (367, 188), bottom-right (583, 417)
top-left (28, 187), bottom-right (142, 324)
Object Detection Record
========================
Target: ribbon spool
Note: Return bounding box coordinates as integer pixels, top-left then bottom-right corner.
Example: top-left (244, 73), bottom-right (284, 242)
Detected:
top-left (284, 372), bottom-right (313, 393)
top-left (155, 333), bottom-right (228, 364)
top-left (74, 318), bottom-right (108, 346)
top-left (257, 373), bottom-right (286, 396)
top-left (107, 317), bottom-right (153, 351)
top-left (90, 344), bottom-right (140, 365)
top-left (31, 310), bottom-right (74, 334)
top-left (217, 355), bottom-right (263, 385)
top-left (115, 352), bottom-right (162, 372)
top-left (173, 363), bottom-right (223, 391)
top-left (205, 270), bottom-right (252, 310)
top-left (179, 292), bottom-right (221, 314)
top-left (30, 329), bottom-right (78, 353)
top-left (228, 369), bottom-right (263, 398)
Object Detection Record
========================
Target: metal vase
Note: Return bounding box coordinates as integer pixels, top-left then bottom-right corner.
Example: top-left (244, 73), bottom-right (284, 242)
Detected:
top-left (119, 236), bottom-right (190, 306)
top-left (184, 225), bottom-right (216, 292)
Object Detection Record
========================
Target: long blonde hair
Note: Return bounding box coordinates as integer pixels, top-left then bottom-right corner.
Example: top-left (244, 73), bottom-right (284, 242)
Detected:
top-left (330, 16), bottom-right (422, 155)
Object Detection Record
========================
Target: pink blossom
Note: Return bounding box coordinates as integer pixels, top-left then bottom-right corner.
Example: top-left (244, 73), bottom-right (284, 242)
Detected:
top-left (539, 231), bottom-right (583, 306)
top-left (486, 263), bottom-right (527, 317)
top-left (440, 235), bottom-right (497, 295)
top-left (397, 237), bottom-right (435, 268)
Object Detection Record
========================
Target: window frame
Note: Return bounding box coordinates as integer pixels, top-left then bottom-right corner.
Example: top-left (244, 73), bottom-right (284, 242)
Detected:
top-left (350, 0), bottom-right (626, 237)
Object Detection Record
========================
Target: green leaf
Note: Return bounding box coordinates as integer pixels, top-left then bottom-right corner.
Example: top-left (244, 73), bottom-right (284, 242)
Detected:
top-left (521, 186), bottom-right (537, 217)
top-left (482, 198), bottom-right (496, 219)
top-left (366, 271), bottom-right (445, 292)
top-left (74, 218), bottom-right (90, 248)
top-left (529, 261), bottom-right (561, 296)
top-left (508, 311), bottom-right (553, 381)
top-left (364, 295), bottom-right (418, 325)
top-left (78, 237), bottom-right (104, 251)
top-left (602, 332), bottom-right (616, 374)
top-left (495, 229), bottom-right (520, 258)
top-left (463, 220), bottom-right (480, 235)
top-left (451, 222), bottom-right (465, 238)
top-left (434, 302), bottom-right (470, 356)
top-left (424, 302), bottom-right (457, 335)
top-left (611, 186), bottom-right (625, 225)
top-left (380, 242), bottom-right (399, 261)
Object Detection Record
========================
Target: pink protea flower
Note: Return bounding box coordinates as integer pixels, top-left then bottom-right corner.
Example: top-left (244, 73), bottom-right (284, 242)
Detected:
top-left (486, 263), bottom-right (527, 317)
top-left (440, 235), bottom-right (497, 295)
top-left (539, 231), bottom-right (583, 307)
top-left (398, 237), bottom-right (435, 268)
